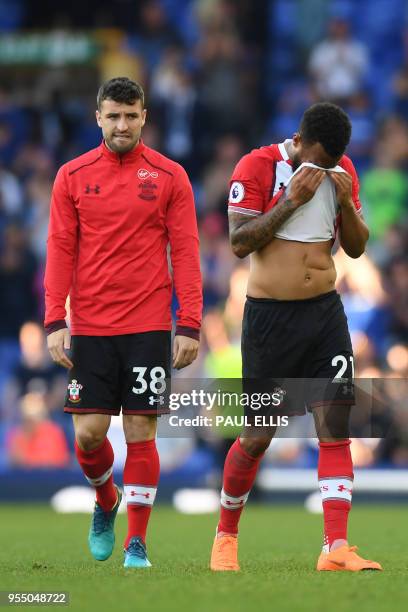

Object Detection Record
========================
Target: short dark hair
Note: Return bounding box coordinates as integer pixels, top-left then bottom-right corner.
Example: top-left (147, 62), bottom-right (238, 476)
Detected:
top-left (300, 102), bottom-right (352, 159)
top-left (97, 77), bottom-right (145, 110)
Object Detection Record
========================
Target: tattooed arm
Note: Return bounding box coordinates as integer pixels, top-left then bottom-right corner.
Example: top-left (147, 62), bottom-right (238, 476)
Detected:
top-left (229, 167), bottom-right (326, 258)
top-left (229, 196), bottom-right (298, 258)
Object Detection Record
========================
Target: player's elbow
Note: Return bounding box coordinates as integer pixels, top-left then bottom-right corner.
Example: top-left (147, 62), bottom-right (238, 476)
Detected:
top-left (230, 240), bottom-right (250, 258)
top-left (341, 232), bottom-right (369, 259)
top-left (348, 249), bottom-right (364, 259)
top-left (230, 233), bottom-right (251, 258)
top-left (343, 244), bottom-right (366, 259)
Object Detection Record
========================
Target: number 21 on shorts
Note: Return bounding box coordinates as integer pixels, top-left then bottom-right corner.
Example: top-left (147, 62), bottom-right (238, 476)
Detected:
top-left (332, 355), bottom-right (354, 379)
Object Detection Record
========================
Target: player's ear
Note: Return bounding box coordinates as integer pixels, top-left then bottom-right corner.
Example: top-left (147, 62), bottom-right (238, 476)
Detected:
top-left (96, 110), bottom-right (102, 128)
top-left (292, 132), bottom-right (301, 146)
top-left (141, 108), bottom-right (147, 127)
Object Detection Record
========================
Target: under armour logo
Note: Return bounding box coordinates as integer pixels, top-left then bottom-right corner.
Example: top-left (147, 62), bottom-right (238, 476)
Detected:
top-left (149, 395), bottom-right (165, 406)
top-left (130, 491), bottom-right (150, 498)
top-left (85, 184), bottom-right (100, 194)
top-left (342, 384), bottom-right (353, 395)
top-left (337, 484), bottom-right (353, 494)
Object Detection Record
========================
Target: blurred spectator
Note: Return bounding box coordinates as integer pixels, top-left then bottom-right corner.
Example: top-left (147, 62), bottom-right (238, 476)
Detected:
top-left (223, 265), bottom-right (248, 343)
top-left (382, 256), bottom-right (408, 345)
top-left (128, 1), bottom-right (181, 71)
top-left (195, 11), bottom-right (258, 138)
top-left (150, 47), bottom-right (203, 176)
top-left (12, 143), bottom-right (54, 183)
top-left (375, 115), bottom-right (408, 167)
top-left (392, 29), bottom-right (408, 116)
top-left (200, 134), bottom-right (243, 213)
top-left (393, 64), bottom-right (408, 116)
top-left (334, 250), bottom-right (390, 357)
top-left (0, 164), bottom-right (24, 220)
top-left (6, 391), bottom-right (70, 467)
top-left (361, 143), bottom-right (408, 244)
top-left (0, 224), bottom-right (38, 330)
top-left (0, 222), bottom-right (40, 403)
top-left (386, 343), bottom-right (408, 376)
top-left (381, 224), bottom-right (408, 263)
top-left (308, 17), bottom-right (369, 103)
top-left (3, 322), bottom-right (66, 422)
top-left (345, 91), bottom-right (375, 169)
top-left (352, 331), bottom-right (379, 375)
top-left (200, 212), bottom-right (235, 308)
top-left (96, 28), bottom-right (145, 85)
top-left (295, 0), bottom-right (329, 59)
top-left (202, 309), bottom-right (241, 377)
top-left (0, 121), bottom-right (13, 167)
top-left (25, 169), bottom-right (53, 260)
top-left (376, 403), bottom-right (408, 467)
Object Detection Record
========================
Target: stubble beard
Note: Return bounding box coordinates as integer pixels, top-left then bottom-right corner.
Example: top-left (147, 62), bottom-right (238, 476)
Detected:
top-left (106, 133), bottom-right (139, 155)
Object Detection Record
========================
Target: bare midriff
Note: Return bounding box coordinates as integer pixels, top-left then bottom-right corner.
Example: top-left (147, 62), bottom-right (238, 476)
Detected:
top-left (247, 238), bottom-right (336, 300)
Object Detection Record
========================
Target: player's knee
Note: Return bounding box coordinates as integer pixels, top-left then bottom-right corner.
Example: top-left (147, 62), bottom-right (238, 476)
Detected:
top-left (240, 435), bottom-right (272, 457)
top-left (123, 414), bottom-right (157, 443)
top-left (75, 428), bottom-right (106, 451)
top-left (313, 404), bottom-right (351, 440)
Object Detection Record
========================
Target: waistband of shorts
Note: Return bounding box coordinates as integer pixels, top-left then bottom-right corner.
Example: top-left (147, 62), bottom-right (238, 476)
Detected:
top-left (246, 290), bottom-right (338, 305)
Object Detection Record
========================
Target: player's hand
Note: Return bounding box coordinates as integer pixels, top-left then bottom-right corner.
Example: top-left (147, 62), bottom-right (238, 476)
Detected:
top-left (288, 167), bottom-right (326, 208)
top-left (173, 335), bottom-right (199, 370)
top-left (47, 328), bottom-right (73, 369)
top-left (330, 171), bottom-right (353, 209)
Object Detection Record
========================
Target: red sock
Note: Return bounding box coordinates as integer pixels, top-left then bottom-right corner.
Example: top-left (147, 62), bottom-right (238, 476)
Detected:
top-left (217, 438), bottom-right (263, 536)
top-left (75, 438), bottom-right (117, 512)
top-left (318, 439), bottom-right (354, 551)
top-left (123, 439), bottom-right (160, 548)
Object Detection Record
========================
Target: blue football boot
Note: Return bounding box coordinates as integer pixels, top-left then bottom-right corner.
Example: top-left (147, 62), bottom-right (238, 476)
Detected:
top-left (88, 485), bottom-right (122, 561)
top-left (124, 536), bottom-right (152, 568)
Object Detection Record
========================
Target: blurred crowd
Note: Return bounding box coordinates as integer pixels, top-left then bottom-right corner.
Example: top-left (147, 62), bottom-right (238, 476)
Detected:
top-left (0, 0), bottom-right (408, 472)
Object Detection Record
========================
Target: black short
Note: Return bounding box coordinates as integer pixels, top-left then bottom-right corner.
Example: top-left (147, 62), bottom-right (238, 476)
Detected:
top-left (242, 291), bottom-right (354, 415)
top-left (64, 331), bottom-right (171, 416)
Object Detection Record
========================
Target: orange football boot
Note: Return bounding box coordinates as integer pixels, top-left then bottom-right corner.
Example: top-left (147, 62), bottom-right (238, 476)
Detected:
top-left (317, 545), bottom-right (383, 572)
top-left (210, 535), bottom-right (240, 571)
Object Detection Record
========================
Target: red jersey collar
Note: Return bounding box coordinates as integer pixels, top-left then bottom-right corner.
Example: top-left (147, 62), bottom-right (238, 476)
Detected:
top-left (278, 139), bottom-right (293, 165)
top-left (100, 138), bottom-right (145, 162)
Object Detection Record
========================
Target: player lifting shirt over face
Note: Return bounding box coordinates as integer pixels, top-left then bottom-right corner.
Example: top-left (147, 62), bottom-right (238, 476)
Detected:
top-left (210, 103), bottom-right (382, 573)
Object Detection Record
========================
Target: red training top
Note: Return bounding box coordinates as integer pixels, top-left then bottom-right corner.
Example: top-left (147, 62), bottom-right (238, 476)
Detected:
top-left (44, 140), bottom-right (202, 339)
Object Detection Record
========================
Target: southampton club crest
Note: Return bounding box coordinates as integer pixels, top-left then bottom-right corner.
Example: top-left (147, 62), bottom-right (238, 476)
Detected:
top-left (68, 379), bottom-right (83, 403)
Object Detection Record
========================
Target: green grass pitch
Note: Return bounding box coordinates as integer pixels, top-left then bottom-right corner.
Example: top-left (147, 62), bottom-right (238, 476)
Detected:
top-left (0, 504), bottom-right (407, 612)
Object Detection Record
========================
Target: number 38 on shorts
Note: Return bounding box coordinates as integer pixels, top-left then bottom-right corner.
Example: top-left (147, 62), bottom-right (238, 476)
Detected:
top-left (64, 332), bottom-right (171, 416)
